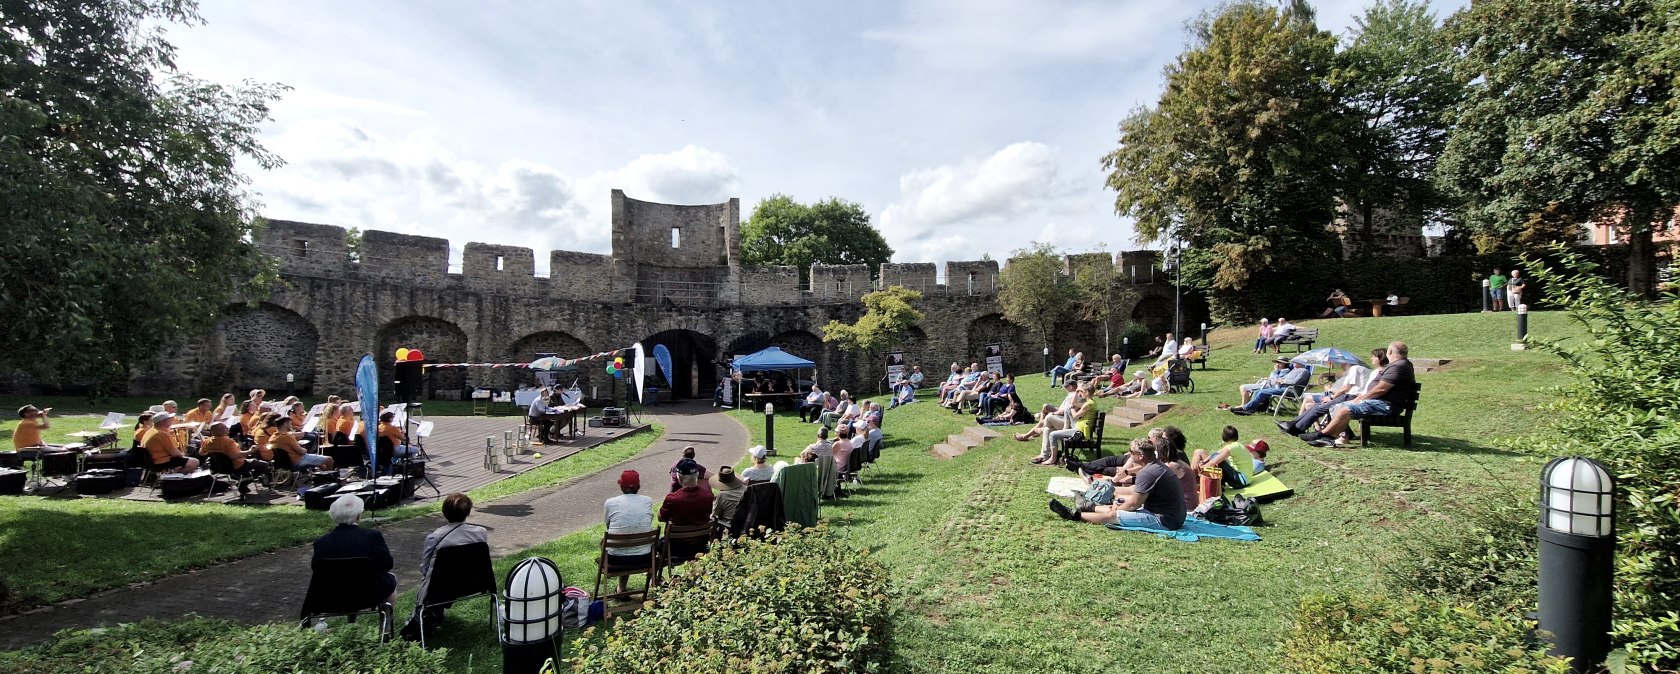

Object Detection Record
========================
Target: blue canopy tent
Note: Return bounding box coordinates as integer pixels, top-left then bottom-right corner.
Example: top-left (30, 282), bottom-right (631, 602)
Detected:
top-left (727, 347), bottom-right (815, 410)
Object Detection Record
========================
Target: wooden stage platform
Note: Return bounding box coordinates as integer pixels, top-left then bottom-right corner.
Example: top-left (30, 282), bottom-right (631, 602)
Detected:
top-left (22, 415), bottom-right (650, 507)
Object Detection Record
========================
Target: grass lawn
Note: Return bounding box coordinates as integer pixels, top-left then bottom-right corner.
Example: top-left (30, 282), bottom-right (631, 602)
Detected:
top-left (0, 423), bottom-right (662, 612)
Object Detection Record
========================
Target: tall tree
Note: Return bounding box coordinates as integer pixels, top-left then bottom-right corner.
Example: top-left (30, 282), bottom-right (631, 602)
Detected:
top-left (1103, 0), bottom-right (1348, 322)
top-left (997, 243), bottom-right (1078, 353)
top-left (1436, 0), bottom-right (1679, 295)
top-left (0, 0), bottom-right (284, 390)
top-left (740, 195), bottom-right (894, 284)
top-left (821, 287), bottom-right (924, 388)
top-left (1335, 0), bottom-right (1462, 255)
top-left (1069, 251), bottom-right (1137, 358)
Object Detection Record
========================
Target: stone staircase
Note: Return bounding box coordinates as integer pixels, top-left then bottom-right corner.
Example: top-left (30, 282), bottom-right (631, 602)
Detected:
top-left (1105, 398), bottom-right (1178, 429)
top-left (930, 425), bottom-right (1003, 459)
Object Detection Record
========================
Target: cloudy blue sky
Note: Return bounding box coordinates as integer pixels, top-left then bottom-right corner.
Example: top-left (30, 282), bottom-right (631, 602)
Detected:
top-left (170, 0), bottom-right (1465, 273)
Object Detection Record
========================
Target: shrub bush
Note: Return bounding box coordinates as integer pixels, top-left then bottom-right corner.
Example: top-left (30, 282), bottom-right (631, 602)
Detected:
top-left (1384, 496), bottom-right (1538, 614)
top-left (0, 617), bottom-right (447, 674)
top-left (1278, 593), bottom-right (1569, 674)
top-left (566, 524), bottom-right (894, 673)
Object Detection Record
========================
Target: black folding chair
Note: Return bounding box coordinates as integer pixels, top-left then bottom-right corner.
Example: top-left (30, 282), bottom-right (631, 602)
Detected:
top-left (299, 557), bottom-right (394, 642)
top-left (415, 541), bottom-right (497, 648)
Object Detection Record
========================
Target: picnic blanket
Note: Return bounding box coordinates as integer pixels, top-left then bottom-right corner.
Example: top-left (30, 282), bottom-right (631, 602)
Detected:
top-left (1106, 517), bottom-right (1260, 542)
top-left (1046, 476), bottom-right (1087, 498)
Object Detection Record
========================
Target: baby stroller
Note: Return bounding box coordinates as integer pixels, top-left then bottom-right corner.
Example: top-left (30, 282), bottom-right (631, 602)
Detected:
top-left (1165, 357), bottom-right (1195, 393)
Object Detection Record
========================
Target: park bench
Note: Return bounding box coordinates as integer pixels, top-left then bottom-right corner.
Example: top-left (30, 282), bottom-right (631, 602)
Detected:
top-left (1276, 327), bottom-right (1318, 352)
top-left (1357, 382), bottom-right (1420, 447)
top-left (1064, 411), bottom-right (1107, 461)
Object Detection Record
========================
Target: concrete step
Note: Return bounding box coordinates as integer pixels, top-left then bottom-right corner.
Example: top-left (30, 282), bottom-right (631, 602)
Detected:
top-left (1108, 406), bottom-right (1157, 424)
top-left (1130, 399), bottom-right (1177, 415)
top-left (1105, 415), bottom-right (1145, 429)
top-left (930, 443), bottom-right (967, 460)
top-left (960, 426), bottom-right (1002, 444)
top-left (948, 434), bottom-right (981, 450)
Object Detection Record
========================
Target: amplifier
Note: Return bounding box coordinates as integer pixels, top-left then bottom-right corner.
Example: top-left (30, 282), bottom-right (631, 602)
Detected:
top-left (598, 407), bottom-right (628, 428)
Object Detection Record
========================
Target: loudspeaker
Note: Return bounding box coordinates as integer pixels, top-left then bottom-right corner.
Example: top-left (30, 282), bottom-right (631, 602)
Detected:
top-left (394, 360), bottom-right (424, 401)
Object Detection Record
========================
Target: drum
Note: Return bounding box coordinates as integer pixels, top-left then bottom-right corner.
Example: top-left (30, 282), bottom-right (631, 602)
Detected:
top-left (0, 468), bottom-right (25, 495)
top-left (39, 451), bottom-right (79, 477)
top-left (84, 451), bottom-right (128, 472)
top-left (74, 469), bottom-right (126, 495)
top-left (0, 451), bottom-right (19, 469)
top-left (158, 470), bottom-right (212, 499)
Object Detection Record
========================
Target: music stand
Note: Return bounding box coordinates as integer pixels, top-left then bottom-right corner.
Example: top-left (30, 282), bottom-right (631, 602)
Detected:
top-left (397, 400), bottom-right (440, 498)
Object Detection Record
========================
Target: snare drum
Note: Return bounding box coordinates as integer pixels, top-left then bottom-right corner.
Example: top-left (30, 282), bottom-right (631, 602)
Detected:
top-left (39, 451), bottom-right (80, 477)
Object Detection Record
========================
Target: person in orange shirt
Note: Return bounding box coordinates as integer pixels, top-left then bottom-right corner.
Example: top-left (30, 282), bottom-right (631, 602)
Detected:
top-left (184, 399), bottom-right (214, 425)
top-left (270, 417), bottom-right (333, 471)
top-left (213, 393), bottom-right (236, 419)
top-left (376, 411), bottom-right (417, 473)
top-left (333, 403), bottom-right (359, 445)
top-left (199, 422), bottom-right (270, 490)
top-left (142, 414), bottom-right (199, 474)
top-left (12, 405), bottom-right (53, 450)
top-left (287, 401), bottom-right (307, 430)
top-left (319, 404), bottom-right (340, 442)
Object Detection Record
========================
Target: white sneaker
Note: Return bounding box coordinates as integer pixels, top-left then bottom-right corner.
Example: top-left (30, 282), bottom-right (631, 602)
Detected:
top-left (312, 619), bottom-right (328, 634)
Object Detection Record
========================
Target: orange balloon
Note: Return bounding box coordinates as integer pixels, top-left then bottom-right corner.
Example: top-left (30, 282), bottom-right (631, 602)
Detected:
top-left (395, 347), bottom-right (411, 361)
top-left (408, 349), bottom-right (424, 361)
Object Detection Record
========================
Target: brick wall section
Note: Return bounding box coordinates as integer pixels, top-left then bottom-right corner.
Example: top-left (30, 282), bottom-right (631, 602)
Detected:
top-left (943, 260), bottom-right (1000, 297)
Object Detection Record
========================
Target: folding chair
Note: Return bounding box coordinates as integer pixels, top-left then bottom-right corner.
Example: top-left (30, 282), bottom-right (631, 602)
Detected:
top-left (1267, 383), bottom-right (1310, 420)
top-left (299, 557), bottom-right (395, 642)
top-left (415, 541), bottom-right (498, 648)
top-left (594, 528), bottom-right (660, 613)
top-left (659, 521), bottom-right (715, 575)
top-left (204, 453), bottom-right (248, 499)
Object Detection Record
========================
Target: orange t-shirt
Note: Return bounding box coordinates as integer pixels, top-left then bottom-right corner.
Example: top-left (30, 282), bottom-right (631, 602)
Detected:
top-left (335, 416), bottom-right (357, 439)
top-left (12, 417), bottom-right (44, 449)
top-left (289, 410), bottom-right (306, 428)
top-left (251, 428), bottom-right (274, 461)
top-left (184, 408), bottom-right (213, 424)
top-left (269, 431), bottom-right (305, 464)
top-left (142, 427), bottom-right (181, 465)
top-left (377, 422), bottom-right (404, 446)
top-left (199, 436), bottom-right (245, 470)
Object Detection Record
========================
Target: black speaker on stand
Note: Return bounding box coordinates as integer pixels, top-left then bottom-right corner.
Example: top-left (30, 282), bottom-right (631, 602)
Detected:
top-left (394, 360), bottom-right (425, 401)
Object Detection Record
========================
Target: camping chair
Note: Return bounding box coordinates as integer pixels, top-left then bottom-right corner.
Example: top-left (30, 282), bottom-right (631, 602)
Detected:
top-left (1218, 444), bottom-right (1294, 504)
top-left (659, 521), bottom-right (715, 574)
top-left (415, 541), bottom-right (498, 648)
top-left (1267, 381), bottom-right (1312, 420)
top-left (270, 449), bottom-right (298, 489)
top-left (840, 443), bottom-right (866, 488)
top-left (299, 557), bottom-right (395, 642)
top-left (594, 528), bottom-right (660, 611)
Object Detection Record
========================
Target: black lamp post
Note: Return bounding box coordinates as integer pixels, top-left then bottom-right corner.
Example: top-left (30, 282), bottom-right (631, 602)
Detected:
top-left (764, 403), bottom-right (775, 456)
top-left (1167, 243), bottom-right (1183, 341)
top-left (1514, 303), bottom-right (1530, 350)
top-left (1482, 278), bottom-right (1491, 312)
top-left (1537, 456), bottom-right (1616, 673)
top-left (501, 557), bottom-right (565, 674)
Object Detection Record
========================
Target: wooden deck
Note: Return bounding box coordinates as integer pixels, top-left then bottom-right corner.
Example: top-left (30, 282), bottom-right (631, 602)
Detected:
top-left (22, 414), bottom-right (649, 507)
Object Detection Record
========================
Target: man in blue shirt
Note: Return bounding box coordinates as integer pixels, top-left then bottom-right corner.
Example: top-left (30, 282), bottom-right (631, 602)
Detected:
top-left (1047, 349), bottom-right (1077, 387)
top-left (1229, 360), bottom-right (1311, 415)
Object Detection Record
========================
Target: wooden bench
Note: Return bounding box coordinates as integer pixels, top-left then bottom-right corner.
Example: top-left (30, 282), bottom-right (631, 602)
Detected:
top-left (1186, 344), bottom-right (1209, 370)
top-left (1063, 411), bottom-right (1107, 460)
top-left (1276, 327), bottom-right (1318, 353)
top-left (1357, 382), bottom-right (1420, 447)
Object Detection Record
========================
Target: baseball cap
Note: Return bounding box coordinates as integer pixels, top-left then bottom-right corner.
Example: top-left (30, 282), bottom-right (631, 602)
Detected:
top-left (675, 458), bottom-right (702, 476)
top-left (1246, 439), bottom-right (1270, 456)
top-left (617, 470), bottom-right (640, 489)
top-left (749, 445), bottom-right (768, 460)
top-left (153, 412), bottom-right (175, 423)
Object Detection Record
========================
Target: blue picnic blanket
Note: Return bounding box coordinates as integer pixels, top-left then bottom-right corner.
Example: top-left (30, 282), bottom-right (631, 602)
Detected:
top-left (1105, 516), bottom-right (1260, 542)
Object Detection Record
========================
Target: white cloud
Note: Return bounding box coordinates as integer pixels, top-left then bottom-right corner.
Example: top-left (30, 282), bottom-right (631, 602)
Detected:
top-left (864, 0), bottom-right (1195, 69)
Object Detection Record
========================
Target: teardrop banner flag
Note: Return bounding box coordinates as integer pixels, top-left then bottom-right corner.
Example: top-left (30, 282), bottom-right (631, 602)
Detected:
top-left (652, 344), bottom-right (674, 392)
top-left (632, 342), bottom-right (646, 403)
top-left (355, 354), bottom-right (379, 471)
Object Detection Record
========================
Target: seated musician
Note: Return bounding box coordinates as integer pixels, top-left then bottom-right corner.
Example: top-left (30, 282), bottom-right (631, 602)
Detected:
top-left (130, 412), bottom-right (154, 451)
top-left (526, 387), bottom-right (555, 445)
top-left (332, 403), bottom-right (359, 445)
top-left (288, 401), bottom-right (307, 429)
top-left (377, 411), bottom-right (416, 462)
top-left (272, 416), bottom-right (334, 471)
top-left (200, 422), bottom-right (270, 491)
top-left (12, 405), bottom-right (54, 451)
top-left (143, 413), bottom-right (200, 474)
top-left (251, 414), bottom-right (279, 461)
top-left (184, 398), bottom-right (215, 425)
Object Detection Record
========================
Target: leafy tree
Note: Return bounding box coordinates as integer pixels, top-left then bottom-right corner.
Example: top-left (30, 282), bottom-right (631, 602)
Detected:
top-left (0, 0), bottom-right (284, 390)
top-left (997, 243), bottom-right (1077, 353)
top-left (1103, 0), bottom-right (1347, 322)
top-left (1334, 0), bottom-right (1462, 256)
top-left (740, 195), bottom-right (893, 284)
top-left (821, 286), bottom-right (924, 355)
top-left (1436, 0), bottom-right (1679, 295)
top-left (1069, 251), bottom-right (1137, 357)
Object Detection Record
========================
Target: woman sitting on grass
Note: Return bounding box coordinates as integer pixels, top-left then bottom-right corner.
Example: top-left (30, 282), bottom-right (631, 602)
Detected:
top-left (1049, 435), bottom-right (1186, 530)
top-left (978, 391), bottom-right (1032, 426)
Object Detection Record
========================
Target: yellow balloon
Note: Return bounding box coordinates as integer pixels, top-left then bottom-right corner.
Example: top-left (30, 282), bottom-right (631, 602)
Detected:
top-left (395, 347), bottom-right (411, 360)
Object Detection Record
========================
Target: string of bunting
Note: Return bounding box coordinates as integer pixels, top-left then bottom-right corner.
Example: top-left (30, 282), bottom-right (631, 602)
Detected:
top-left (420, 347), bottom-right (632, 369)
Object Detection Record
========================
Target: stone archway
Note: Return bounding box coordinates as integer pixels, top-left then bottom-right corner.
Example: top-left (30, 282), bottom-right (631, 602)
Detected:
top-left (1131, 295), bottom-right (1175, 340)
top-left (726, 331), bottom-right (771, 361)
top-left (203, 302), bottom-right (319, 394)
top-left (643, 329), bottom-right (720, 399)
top-left (503, 331), bottom-right (593, 394)
top-left (377, 316), bottom-right (469, 399)
top-left (965, 314), bottom-right (1022, 375)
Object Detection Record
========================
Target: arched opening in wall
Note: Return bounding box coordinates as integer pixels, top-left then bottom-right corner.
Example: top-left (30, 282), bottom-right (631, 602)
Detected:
top-left (204, 303), bottom-right (319, 395)
top-left (726, 331), bottom-right (770, 362)
top-left (377, 317), bottom-right (469, 400)
top-left (965, 314), bottom-right (1023, 375)
top-left (502, 331), bottom-right (592, 395)
top-left (1130, 295), bottom-right (1175, 342)
top-left (642, 329), bottom-right (719, 399)
top-left (765, 330), bottom-right (824, 385)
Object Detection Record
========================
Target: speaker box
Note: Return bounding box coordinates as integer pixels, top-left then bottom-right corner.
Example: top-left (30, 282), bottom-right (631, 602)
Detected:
top-left (394, 360), bottom-right (425, 400)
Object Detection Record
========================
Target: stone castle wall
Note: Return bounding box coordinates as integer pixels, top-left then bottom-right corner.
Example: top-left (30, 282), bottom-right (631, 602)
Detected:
top-left (129, 192), bottom-right (1189, 400)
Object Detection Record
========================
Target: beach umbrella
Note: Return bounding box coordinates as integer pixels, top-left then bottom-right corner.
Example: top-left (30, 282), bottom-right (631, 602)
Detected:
top-left (1291, 347), bottom-right (1362, 368)
top-left (529, 356), bottom-right (565, 370)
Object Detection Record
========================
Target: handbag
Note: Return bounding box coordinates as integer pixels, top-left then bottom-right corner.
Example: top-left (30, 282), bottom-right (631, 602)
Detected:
top-left (1201, 494), bottom-right (1263, 527)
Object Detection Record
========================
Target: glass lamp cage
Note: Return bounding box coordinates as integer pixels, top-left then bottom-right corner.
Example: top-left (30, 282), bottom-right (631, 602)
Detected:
top-left (1539, 456), bottom-right (1615, 538)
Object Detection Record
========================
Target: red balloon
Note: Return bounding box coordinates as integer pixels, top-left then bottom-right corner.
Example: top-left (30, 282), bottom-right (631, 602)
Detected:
top-left (407, 349), bottom-right (425, 361)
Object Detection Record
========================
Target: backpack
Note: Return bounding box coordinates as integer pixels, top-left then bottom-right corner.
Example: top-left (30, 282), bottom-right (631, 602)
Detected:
top-left (1201, 494), bottom-right (1263, 527)
top-left (1074, 479), bottom-right (1116, 511)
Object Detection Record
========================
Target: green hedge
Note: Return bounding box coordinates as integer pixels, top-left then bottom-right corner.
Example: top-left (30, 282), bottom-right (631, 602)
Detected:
top-left (0, 617), bottom-right (446, 674)
top-left (567, 524), bottom-right (894, 673)
top-left (1278, 594), bottom-right (1568, 674)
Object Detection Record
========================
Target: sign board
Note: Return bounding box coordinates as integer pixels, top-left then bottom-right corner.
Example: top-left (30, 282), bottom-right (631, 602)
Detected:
top-left (985, 343), bottom-right (1004, 375)
top-left (885, 351), bottom-right (906, 383)
top-left (720, 377), bottom-right (734, 407)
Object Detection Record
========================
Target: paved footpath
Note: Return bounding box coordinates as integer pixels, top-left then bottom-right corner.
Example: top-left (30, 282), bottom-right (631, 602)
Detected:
top-left (0, 402), bottom-right (748, 650)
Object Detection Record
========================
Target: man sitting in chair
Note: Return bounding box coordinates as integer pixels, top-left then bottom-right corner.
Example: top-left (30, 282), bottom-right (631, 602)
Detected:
top-left (1301, 341), bottom-right (1416, 448)
top-left (143, 413), bottom-right (200, 474)
top-left (12, 405), bottom-right (55, 451)
top-left (1277, 348), bottom-right (1386, 436)
top-left (400, 492), bottom-right (489, 641)
top-left (313, 495), bottom-right (397, 609)
top-left (200, 422), bottom-right (270, 493)
top-left (271, 417), bottom-right (334, 472)
top-left (1224, 359), bottom-right (1311, 416)
top-left (603, 470), bottom-right (655, 570)
top-left (526, 387), bottom-right (555, 445)
top-left (659, 459), bottom-right (715, 561)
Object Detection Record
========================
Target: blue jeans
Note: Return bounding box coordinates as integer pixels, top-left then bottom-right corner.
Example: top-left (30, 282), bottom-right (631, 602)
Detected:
top-left (1112, 509), bottom-right (1165, 528)
top-left (1048, 366), bottom-right (1071, 384)
top-left (296, 453), bottom-right (330, 468)
top-left (1337, 399), bottom-right (1394, 418)
top-left (1240, 386), bottom-right (1287, 412)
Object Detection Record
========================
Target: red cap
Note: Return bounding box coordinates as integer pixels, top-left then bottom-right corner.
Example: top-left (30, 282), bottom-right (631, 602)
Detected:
top-left (1247, 439), bottom-right (1270, 456)
top-left (618, 470), bottom-right (640, 489)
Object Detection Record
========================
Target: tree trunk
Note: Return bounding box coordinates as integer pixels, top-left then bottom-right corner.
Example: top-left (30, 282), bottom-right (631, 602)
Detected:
top-left (1358, 197), bottom-right (1376, 261)
top-left (1628, 224), bottom-right (1656, 298)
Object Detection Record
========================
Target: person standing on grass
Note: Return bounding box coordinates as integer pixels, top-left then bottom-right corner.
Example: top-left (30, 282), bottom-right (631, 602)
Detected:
top-left (1488, 268), bottom-right (1508, 311)
top-left (1507, 269), bottom-right (1528, 308)
top-left (1050, 435), bottom-right (1185, 530)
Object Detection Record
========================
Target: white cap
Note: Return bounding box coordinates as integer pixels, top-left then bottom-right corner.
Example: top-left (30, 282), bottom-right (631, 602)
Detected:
top-left (749, 445), bottom-right (768, 460)
top-left (153, 412), bottom-right (175, 423)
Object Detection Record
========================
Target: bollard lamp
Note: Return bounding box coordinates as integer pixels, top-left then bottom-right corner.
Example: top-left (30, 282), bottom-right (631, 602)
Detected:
top-left (1537, 456), bottom-right (1616, 673)
top-left (764, 403), bottom-right (776, 456)
top-left (501, 556), bottom-right (565, 674)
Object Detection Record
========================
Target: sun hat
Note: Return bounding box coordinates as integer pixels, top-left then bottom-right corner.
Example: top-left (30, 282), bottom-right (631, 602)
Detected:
top-left (711, 466), bottom-right (743, 491)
